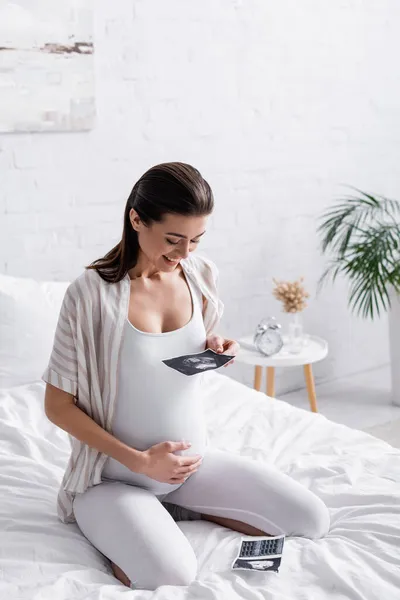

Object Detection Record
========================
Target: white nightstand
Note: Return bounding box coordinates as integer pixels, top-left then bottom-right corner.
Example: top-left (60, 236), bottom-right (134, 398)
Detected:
top-left (236, 335), bottom-right (328, 412)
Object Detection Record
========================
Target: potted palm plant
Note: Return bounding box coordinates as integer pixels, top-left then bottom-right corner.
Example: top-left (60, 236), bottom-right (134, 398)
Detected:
top-left (317, 188), bottom-right (400, 406)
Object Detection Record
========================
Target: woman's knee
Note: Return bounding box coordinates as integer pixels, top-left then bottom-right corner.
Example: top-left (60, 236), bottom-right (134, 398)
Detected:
top-left (161, 552), bottom-right (198, 588)
top-left (294, 493), bottom-right (330, 539)
top-left (133, 546), bottom-right (198, 590)
top-left (73, 483), bottom-right (199, 590)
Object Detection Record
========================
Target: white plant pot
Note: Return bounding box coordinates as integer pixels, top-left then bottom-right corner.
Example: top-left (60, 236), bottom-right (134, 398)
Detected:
top-left (388, 287), bottom-right (400, 406)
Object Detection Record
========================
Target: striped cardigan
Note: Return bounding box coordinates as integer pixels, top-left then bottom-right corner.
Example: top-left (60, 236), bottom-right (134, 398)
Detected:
top-left (42, 254), bottom-right (224, 523)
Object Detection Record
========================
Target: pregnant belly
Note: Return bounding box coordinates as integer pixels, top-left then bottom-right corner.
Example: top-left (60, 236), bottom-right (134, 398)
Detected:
top-left (102, 407), bottom-right (208, 496)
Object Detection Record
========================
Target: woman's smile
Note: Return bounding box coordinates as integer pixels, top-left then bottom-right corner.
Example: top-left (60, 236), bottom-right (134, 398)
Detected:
top-left (163, 255), bottom-right (181, 264)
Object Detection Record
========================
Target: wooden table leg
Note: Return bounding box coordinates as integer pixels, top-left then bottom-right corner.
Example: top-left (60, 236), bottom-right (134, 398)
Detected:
top-left (304, 363), bottom-right (318, 412)
top-left (254, 365), bottom-right (262, 391)
top-left (266, 367), bottom-right (275, 397)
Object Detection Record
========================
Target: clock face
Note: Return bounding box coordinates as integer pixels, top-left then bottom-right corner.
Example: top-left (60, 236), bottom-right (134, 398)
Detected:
top-left (257, 330), bottom-right (283, 356)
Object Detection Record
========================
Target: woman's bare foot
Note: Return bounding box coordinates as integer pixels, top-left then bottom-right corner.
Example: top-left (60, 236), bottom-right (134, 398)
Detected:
top-left (111, 561), bottom-right (131, 587)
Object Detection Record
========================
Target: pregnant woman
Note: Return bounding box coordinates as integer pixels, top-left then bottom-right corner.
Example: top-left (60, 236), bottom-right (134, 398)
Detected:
top-left (43, 162), bottom-right (330, 591)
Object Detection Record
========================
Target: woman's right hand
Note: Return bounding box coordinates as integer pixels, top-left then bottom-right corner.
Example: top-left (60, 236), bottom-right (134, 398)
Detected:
top-left (141, 441), bottom-right (203, 484)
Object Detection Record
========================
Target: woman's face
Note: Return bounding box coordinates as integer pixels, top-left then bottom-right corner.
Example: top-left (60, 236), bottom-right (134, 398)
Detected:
top-left (130, 210), bottom-right (208, 271)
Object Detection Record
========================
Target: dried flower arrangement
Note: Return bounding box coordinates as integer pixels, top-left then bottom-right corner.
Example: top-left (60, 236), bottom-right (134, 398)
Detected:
top-left (272, 277), bottom-right (310, 313)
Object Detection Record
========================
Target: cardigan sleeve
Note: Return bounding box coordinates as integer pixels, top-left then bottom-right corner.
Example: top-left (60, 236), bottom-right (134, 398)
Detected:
top-left (199, 256), bottom-right (225, 335)
top-left (41, 286), bottom-right (78, 397)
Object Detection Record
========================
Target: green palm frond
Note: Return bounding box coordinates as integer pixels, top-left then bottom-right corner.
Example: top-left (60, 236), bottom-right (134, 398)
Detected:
top-left (318, 189), bottom-right (400, 319)
top-left (317, 189), bottom-right (400, 255)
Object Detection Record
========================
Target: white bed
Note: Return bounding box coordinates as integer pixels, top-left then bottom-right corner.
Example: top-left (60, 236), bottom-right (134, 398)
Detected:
top-left (1, 370), bottom-right (400, 600)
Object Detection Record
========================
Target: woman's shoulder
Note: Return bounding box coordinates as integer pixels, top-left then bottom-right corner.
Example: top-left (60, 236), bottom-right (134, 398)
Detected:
top-left (64, 268), bottom-right (115, 303)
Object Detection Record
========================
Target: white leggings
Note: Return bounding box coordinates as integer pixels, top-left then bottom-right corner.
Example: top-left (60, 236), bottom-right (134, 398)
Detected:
top-left (73, 448), bottom-right (330, 590)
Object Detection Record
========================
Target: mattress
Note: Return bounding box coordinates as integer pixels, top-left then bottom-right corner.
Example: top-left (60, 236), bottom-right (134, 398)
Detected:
top-left (1, 372), bottom-right (399, 599)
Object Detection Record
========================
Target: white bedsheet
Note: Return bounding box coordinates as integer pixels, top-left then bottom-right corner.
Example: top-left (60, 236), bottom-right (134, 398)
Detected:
top-left (1, 372), bottom-right (399, 599)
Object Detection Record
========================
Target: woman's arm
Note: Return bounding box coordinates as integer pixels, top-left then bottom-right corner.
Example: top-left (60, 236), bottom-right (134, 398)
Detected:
top-left (205, 333), bottom-right (240, 367)
top-left (44, 383), bottom-right (147, 474)
top-left (202, 293), bottom-right (240, 365)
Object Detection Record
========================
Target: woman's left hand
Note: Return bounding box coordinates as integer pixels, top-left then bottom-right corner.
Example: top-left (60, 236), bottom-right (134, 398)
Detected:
top-left (205, 334), bottom-right (240, 367)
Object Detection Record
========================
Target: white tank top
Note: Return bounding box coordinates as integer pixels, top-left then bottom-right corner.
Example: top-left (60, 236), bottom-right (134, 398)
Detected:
top-left (102, 269), bottom-right (209, 496)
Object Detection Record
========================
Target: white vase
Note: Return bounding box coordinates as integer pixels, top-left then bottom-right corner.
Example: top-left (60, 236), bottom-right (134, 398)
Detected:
top-left (286, 312), bottom-right (304, 354)
top-left (388, 286), bottom-right (400, 407)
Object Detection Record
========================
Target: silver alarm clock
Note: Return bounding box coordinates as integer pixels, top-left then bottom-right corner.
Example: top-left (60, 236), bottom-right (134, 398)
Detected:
top-left (253, 317), bottom-right (284, 357)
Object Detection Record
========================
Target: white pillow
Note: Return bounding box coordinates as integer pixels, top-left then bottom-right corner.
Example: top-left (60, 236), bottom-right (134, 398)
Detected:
top-left (0, 273), bottom-right (70, 389)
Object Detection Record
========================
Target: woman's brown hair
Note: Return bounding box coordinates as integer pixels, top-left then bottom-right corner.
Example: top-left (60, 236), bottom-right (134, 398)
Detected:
top-left (85, 162), bottom-right (214, 283)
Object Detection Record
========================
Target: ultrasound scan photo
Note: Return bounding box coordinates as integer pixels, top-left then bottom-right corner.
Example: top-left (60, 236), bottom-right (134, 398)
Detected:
top-left (162, 348), bottom-right (234, 376)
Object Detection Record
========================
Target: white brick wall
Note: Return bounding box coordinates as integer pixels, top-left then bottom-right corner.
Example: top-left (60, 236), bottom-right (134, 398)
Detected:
top-left (1, 0), bottom-right (398, 394)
